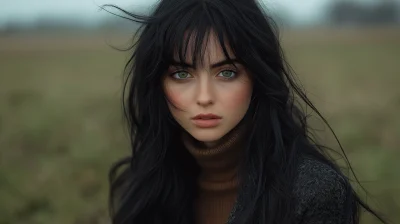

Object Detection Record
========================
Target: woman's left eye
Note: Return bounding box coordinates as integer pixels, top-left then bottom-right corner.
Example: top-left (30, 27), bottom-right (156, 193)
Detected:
top-left (217, 70), bottom-right (237, 79)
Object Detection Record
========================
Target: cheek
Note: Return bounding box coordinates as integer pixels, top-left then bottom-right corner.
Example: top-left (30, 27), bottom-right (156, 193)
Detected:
top-left (164, 83), bottom-right (187, 110)
top-left (223, 82), bottom-right (252, 110)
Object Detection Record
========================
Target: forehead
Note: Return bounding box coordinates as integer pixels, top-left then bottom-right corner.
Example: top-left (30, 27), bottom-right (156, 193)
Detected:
top-left (173, 30), bottom-right (235, 66)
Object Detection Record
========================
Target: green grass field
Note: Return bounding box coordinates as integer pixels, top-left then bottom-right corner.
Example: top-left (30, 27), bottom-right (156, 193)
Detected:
top-left (0, 28), bottom-right (399, 224)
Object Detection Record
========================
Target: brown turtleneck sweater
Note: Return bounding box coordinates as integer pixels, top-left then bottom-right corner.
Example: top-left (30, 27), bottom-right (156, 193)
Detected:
top-left (182, 126), bottom-right (246, 224)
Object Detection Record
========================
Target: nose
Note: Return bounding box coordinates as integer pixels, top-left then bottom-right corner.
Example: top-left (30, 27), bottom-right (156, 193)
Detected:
top-left (196, 76), bottom-right (214, 107)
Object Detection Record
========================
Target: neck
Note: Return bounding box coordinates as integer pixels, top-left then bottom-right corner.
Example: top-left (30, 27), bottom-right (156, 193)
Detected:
top-left (182, 124), bottom-right (247, 191)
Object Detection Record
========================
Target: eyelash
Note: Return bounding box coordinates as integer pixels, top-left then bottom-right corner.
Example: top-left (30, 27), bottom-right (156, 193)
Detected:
top-left (170, 69), bottom-right (238, 80)
top-left (218, 70), bottom-right (237, 79)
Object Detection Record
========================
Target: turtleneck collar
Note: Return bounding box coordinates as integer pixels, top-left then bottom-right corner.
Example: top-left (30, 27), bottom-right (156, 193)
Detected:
top-left (182, 123), bottom-right (248, 192)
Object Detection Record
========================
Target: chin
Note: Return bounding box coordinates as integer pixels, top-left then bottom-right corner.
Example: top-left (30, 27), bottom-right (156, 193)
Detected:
top-left (189, 128), bottom-right (226, 143)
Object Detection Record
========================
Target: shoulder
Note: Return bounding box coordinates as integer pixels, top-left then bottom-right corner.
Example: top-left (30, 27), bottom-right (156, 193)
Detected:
top-left (294, 156), bottom-right (348, 197)
top-left (293, 156), bottom-right (355, 223)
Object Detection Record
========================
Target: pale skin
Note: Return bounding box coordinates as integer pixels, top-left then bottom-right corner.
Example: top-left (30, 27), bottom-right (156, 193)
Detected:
top-left (163, 31), bottom-right (253, 147)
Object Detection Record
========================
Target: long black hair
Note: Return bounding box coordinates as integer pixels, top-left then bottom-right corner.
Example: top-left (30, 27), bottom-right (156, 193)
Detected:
top-left (103, 0), bottom-right (387, 223)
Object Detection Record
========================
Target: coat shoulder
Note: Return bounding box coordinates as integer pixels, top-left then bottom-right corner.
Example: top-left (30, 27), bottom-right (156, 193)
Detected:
top-left (293, 156), bottom-right (353, 223)
top-left (294, 156), bottom-right (348, 195)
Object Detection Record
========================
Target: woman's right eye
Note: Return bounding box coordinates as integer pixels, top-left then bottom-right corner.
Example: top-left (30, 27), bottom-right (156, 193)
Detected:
top-left (172, 71), bottom-right (192, 79)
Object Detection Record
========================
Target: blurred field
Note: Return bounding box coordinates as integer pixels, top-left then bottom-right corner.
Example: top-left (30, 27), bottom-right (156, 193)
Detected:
top-left (0, 28), bottom-right (399, 224)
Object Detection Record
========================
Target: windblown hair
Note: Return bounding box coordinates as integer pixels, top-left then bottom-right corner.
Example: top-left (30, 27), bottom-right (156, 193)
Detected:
top-left (104, 0), bottom-right (387, 223)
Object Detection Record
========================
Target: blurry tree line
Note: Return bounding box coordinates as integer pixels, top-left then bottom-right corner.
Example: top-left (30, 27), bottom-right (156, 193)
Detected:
top-left (329, 0), bottom-right (400, 26)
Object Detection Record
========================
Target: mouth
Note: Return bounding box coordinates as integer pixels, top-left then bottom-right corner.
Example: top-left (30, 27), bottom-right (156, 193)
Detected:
top-left (191, 113), bottom-right (222, 120)
top-left (191, 113), bottom-right (222, 128)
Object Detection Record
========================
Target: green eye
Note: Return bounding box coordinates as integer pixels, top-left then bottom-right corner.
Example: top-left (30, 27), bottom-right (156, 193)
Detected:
top-left (218, 70), bottom-right (236, 78)
top-left (172, 71), bottom-right (191, 79)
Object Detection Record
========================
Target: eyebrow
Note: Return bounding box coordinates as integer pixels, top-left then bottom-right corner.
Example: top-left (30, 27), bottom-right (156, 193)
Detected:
top-left (170, 58), bottom-right (240, 69)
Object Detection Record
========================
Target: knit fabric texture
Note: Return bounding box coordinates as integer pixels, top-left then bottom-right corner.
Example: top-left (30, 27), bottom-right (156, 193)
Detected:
top-left (227, 156), bottom-right (354, 224)
top-left (182, 124), bottom-right (247, 224)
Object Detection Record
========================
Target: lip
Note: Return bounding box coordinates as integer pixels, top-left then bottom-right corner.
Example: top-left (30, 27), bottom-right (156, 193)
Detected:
top-left (191, 113), bottom-right (222, 128)
top-left (191, 113), bottom-right (222, 120)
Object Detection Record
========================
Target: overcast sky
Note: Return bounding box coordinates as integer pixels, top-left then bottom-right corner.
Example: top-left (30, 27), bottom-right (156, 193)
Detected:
top-left (0, 0), bottom-right (392, 27)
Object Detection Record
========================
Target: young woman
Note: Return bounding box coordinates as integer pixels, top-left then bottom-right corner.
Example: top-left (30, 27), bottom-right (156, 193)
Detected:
top-left (105, 0), bottom-right (387, 223)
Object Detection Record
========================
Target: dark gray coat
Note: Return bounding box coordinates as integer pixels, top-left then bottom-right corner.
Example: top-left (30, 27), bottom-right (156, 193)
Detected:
top-left (226, 157), bottom-right (353, 224)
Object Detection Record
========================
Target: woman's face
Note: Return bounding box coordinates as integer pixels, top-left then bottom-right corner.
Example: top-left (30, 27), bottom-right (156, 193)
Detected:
top-left (163, 32), bottom-right (253, 147)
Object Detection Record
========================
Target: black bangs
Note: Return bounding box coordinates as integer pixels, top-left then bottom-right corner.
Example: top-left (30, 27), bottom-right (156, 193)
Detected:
top-left (157, 0), bottom-right (239, 68)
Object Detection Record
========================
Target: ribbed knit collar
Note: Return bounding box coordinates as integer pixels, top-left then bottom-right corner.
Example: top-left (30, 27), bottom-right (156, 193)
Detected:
top-left (182, 124), bottom-right (247, 192)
